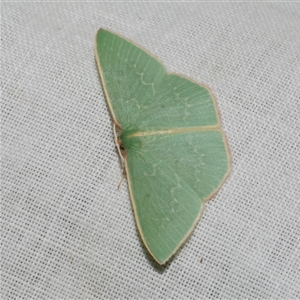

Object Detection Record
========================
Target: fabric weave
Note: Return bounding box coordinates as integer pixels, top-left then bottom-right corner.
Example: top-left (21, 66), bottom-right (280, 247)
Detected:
top-left (2, 3), bottom-right (300, 299)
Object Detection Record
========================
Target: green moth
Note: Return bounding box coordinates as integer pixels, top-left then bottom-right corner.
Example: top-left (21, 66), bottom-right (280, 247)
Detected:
top-left (95, 29), bottom-right (231, 264)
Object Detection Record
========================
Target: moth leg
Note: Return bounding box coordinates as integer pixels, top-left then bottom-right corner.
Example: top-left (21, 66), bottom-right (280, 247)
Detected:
top-left (117, 165), bottom-right (127, 190)
top-left (113, 123), bottom-right (126, 162)
top-left (112, 123), bottom-right (127, 189)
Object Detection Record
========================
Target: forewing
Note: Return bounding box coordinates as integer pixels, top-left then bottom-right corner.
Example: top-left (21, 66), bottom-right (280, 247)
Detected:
top-left (125, 130), bottom-right (230, 264)
top-left (95, 29), bottom-right (219, 131)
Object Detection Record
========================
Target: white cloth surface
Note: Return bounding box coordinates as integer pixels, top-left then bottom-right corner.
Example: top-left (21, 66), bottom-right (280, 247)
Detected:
top-left (2, 2), bottom-right (300, 299)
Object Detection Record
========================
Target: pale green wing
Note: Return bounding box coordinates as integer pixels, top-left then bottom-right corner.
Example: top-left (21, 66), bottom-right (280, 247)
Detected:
top-left (125, 131), bottom-right (230, 264)
top-left (95, 29), bottom-right (219, 131)
top-left (95, 28), bottom-right (231, 264)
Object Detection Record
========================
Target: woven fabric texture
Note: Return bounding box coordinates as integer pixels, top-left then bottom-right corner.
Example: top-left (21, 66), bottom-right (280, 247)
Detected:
top-left (2, 3), bottom-right (300, 299)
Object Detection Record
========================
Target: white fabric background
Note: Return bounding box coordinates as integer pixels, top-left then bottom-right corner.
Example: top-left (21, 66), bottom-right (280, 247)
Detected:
top-left (2, 2), bottom-right (300, 299)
